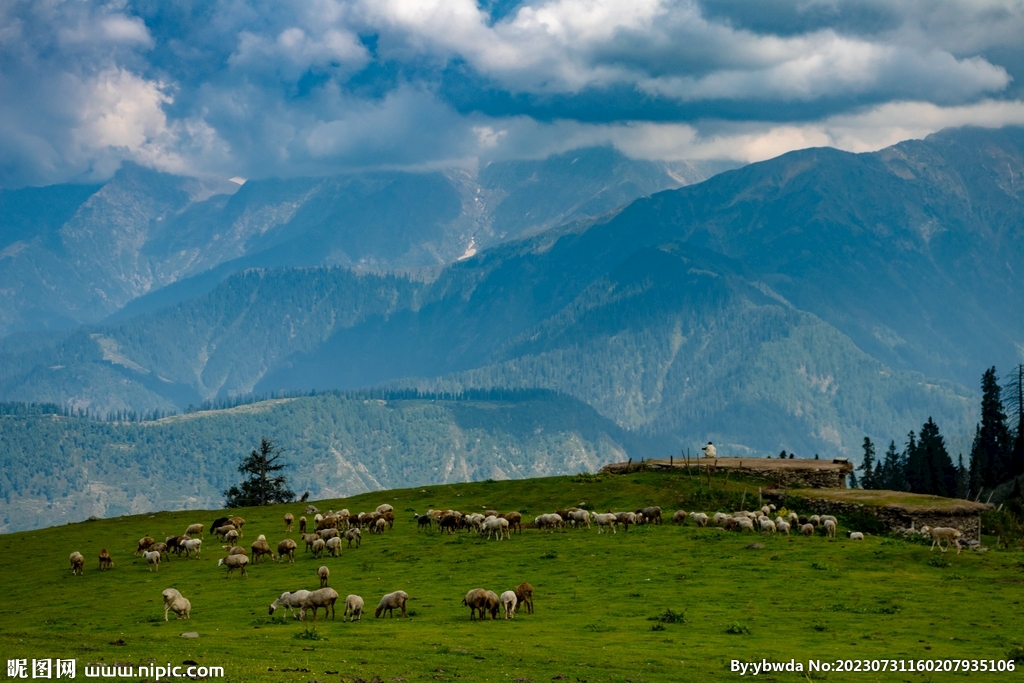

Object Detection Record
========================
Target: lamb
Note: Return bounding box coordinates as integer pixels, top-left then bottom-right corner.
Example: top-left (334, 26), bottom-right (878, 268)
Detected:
top-left (500, 590), bottom-right (518, 619)
top-left (251, 539), bottom-right (276, 563)
top-left (343, 528), bottom-right (362, 548)
top-left (514, 582), bottom-right (534, 615)
top-left (269, 590), bottom-right (311, 619)
top-left (284, 513), bottom-right (294, 532)
top-left (135, 536), bottom-right (155, 556)
top-left (317, 565), bottom-right (330, 587)
top-left (590, 512), bottom-right (617, 534)
top-left (326, 536), bottom-right (343, 557)
top-left (300, 587), bottom-right (339, 622)
top-left (181, 538), bottom-right (202, 559)
top-left (70, 551), bottom-right (85, 576)
top-left (217, 553), bottom-right (249, 577)
top-left (822, 519), bottom-right (837, 538)
top-left (800, 523), bottom-right (815, 536)
top-left (98, 548), bottom-right (113, 571)
top-left (375, 590), bottom-right (409, 618)
top-left (343, 594), bottom-right (364, 622)
top-left (311, 538), bottom-right (326, 558)
top-left (672, 510), bottom-right (688, 525)
top-left (144, 550), bottom-right (161, 572)
top-left (277, 539), bottom-right (298, 563)
top-left (847, 531), bottom-right (865, 541)
top-left (184, 523), bottom-right (204, 538)
top-left (162, 588), bottom-right (191, 621)
top-left (922, 526), bottom-right (963, 554)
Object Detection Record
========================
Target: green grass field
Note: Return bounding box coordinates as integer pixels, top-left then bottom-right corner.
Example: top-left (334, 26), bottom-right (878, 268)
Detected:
top-left (1, 471), bottom-right (1022, 683)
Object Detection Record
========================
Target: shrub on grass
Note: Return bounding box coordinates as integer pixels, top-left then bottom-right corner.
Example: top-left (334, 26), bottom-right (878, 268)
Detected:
top-left (725, 623), bottom-right (751, 635)
top-left (648, 609), bottom-right (686, 624)
top-left (927, 555), bottom-right (951, 568)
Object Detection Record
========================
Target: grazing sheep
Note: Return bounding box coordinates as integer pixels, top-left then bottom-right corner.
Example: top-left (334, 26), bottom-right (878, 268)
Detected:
top-left (534, 513), bottom-right (563, 531)
top-left (760, 519), bottom-right (777, 534)
top-left (614, 511), bottom-right (638, 530)
top-left (591, 512), bottom-right (617, 534)
top-left (820, 515), bottom-right (838, 526)
top-left (343, 528), bottom-right (362, 548)
top-left (318, 527), bottom-right (340, 541)
top-left (373, 518), bottom-right (387, 535)
top-left (414, 514), bottom-right (433, 532)
top-left (463, 588), bottom-right (490, 620)
top-left (800, 523), bottom-right (814, 536)
top-left (823, 519), bottom-right (837, 538)
top-left (299, 587), bottom-right (339, 622)
top-left (691, 513), bottom-right (709, 528)
top-left (500, 590), bottom-right (518, 619)
top-left (70, 551), bottom-right (85, 576)
top-left (922, 526), bottom-right (962, 554)
top-left (502, 511), bottom-right (523, 534)
top-left (269, 590), bottom-right (311, 619)
top-left (482, 516), bottom-right (511, 540)
top-left (375, 590), bottom-right (409, 618)
top-left (737, 518), bottom-right (755, 533)
top-left (223, 545), bottom-right (246, 556)
top-left (149, 542), bottom-right (170, 561)
top-left (284, 513), bottom-right (294, 532)
top-left (302, 533), bottom-right (319, 553)
top-left (184, 523), bottom-right (204, 538)
top-left (210, 516), bottom-right (230, 535)
top-left (277, 539), bottom-right (297, 563)
top-left (223, 529), bottom-right (239, 545)
top-left (251, 539), bottom-right (276, 563)
top-left (98, 548), bottom-right (113, 571)
top-left (343, 594), bottom-right (364, 622)
top-left (672, 510), bottom-right (688, 525)
top-left (567, 509), bottom-right (591, 530)
top-left (514, 582), bottom-right (534, 615)
top-left (809, 515), bottom-right (821, 527)
top-left (376, 504), bottom-right (394, 515)
top-left (776, 521), bottom-right (791, 535)
top-left (326, 536), bottom-right (343, 557)
top-left (786, 512), bottom-right (799, 525)
top-left (214, 524), bottom-right (237, 540)
top-left (217, 553), bottom-right (249, 577)
top-left (144, 550), bottom-right (161, 572)
top-left (162, 588), bottom-right (191, 621)
top-left (311, 538), bottom-right (326, 558)
top-left (317, 565), bottom-right (330, 588)
top-left (228, 516), bottom-right (245, 534)
top-left (135, 536), bottom-right (155, 556)
top-left (299, 516), bottom-right (307, 533)
top-left (638, 506), bottom-right (663, 525)
top-left (181, 538), bottom-right (202, 559)
top-left (847, 531), bottom-right (865, 540)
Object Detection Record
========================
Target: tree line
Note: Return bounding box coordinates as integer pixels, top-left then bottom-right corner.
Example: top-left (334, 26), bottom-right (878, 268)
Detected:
top-left (854, 365), bottom-right (1024, 499)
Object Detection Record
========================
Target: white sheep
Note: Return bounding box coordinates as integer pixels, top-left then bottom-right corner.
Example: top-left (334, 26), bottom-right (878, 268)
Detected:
top-left (311, 538), bottom-right (326, 558)
top-left (317, 565), bottom-right (330, 587)
top-left (217, 553), bottom-right (249, 577)
top-left (269, 590), bottom-right (311, 619)
top-left (500, 590), bottom-right (518, 619)
top-left (69, 551), bottom-right (85, 576)
top-left (690, 513), bottom-right (709, 528)
top-left (184, 523), bottom-right (204, 538)
top-left (590, 512), bottom-right (617, 534)
top-left (847, 531), bottom-right (864, 541)
top-left (672, 510), bottom-right (688, 525)
top-left (800, 523), bottom-right (814, 536)
top-left (277, 539), bottom-right (297, 563)
top-left (823, 519), bottom-right (837, 538)
top-left (567, 510), bottom-right (591, 529)
top-left (786, 512), bottom-right (799, 525)
top-left (776, 521), bottom-right (791, 535)
top-left (181, 538), bottom-right (202, 559)
top-left (300, 587), bottom-right (339, 622)
top-left (482, 516), bottom-right (510, 540)
top-left (144, 550), bottom-right (161, 572)
top-left (759, 518), bottom-right (776, 534)
top-left (344, 594), bottom-right (364, 622)
top-left (922, 526), bottom-right (962, 554)
top-left (534, 513), bottom-right (563, 531)
top-left (737, 518), bottom-right (755, 533)
top-left (162, 588), bottom-right (191, 621)
top-left (325, 537), bottom-right (342, 557)
top-left (375, 590), bottom-right (409, 618)
top-left (375, 504), bottom-right (393, 515)
top-left (344, 528), bottom-right (362, 548)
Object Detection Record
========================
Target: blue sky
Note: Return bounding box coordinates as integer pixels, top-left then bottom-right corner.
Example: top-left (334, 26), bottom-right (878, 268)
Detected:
top-left (2, 0), bottom-right (1024, 187)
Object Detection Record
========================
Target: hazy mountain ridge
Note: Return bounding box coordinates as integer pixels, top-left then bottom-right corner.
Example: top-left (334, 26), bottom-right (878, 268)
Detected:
top-left (0, 148), bottom-right (704, 337)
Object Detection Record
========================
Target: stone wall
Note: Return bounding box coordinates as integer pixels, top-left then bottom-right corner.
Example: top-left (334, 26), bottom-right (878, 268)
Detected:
top-left (601, 461), bottom-right (850, 488)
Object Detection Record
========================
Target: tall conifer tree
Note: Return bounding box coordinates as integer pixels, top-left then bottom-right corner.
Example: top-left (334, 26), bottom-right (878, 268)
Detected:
top-left (970, 367), bottom-right (1011, 489)
top-left (1004, 364), bottom-right (1024, 478)
top-left (859, 437), bottom-right (877, 489)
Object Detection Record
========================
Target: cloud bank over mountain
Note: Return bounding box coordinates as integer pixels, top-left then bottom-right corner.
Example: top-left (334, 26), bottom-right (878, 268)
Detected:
top-left (3, 0), bottom-right (1024, 187)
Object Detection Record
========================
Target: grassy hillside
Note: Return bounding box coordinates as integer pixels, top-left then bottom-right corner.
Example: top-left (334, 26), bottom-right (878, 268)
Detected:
top-left (1, 471), bottom-right (1020, 683)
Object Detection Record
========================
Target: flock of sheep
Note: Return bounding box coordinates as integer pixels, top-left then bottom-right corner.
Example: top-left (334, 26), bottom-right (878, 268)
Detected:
top-left (65, 496), bottom-right (968, 626)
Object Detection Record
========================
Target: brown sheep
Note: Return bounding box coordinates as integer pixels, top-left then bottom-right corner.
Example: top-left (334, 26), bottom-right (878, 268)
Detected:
top-left (229, 516), bottom-right (246, 534)
top-left (284, 513), bottom-right (294, 532)
top-left (302, 533), bottom-right (319, 553)
top-left (462, 588), bottom-right (490, 620)
top-left (135, 536), bottom-right (155, 556)
top-left (299, 516), bottom-right (307, 534)
top-left (277, 539), bottom-right (297, 563)
top-left (251, 539), bottom-right (276, 563)
top-left (514, 582), bottom-right (534, 615)
top-left (375, 590), bottom-right (409, 618)
top-left (502, 511), bottom-right (523, 534)
top-left (98, 548), bottom-right (113, 571)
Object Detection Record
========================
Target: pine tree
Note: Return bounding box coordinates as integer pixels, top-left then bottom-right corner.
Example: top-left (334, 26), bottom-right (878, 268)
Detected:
top-left (878, 440), bottom-right (905, 491)
top-left (970, 367), bottom-right (1012, 489)
top-left (849, 470), bottom-right (860, 489)
top-left (1004, 364), bottom-right (1024, 478)
top-left (916, 418), bottom-right (956, 497)
top-left (859, 437), bottom-right (877, 489)
top-left (223, 437), bottom-right (296, 507)
top-left (904, 431), bottom-right (923, 493)
top-left (955, 454), bottom-right (970, 499)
